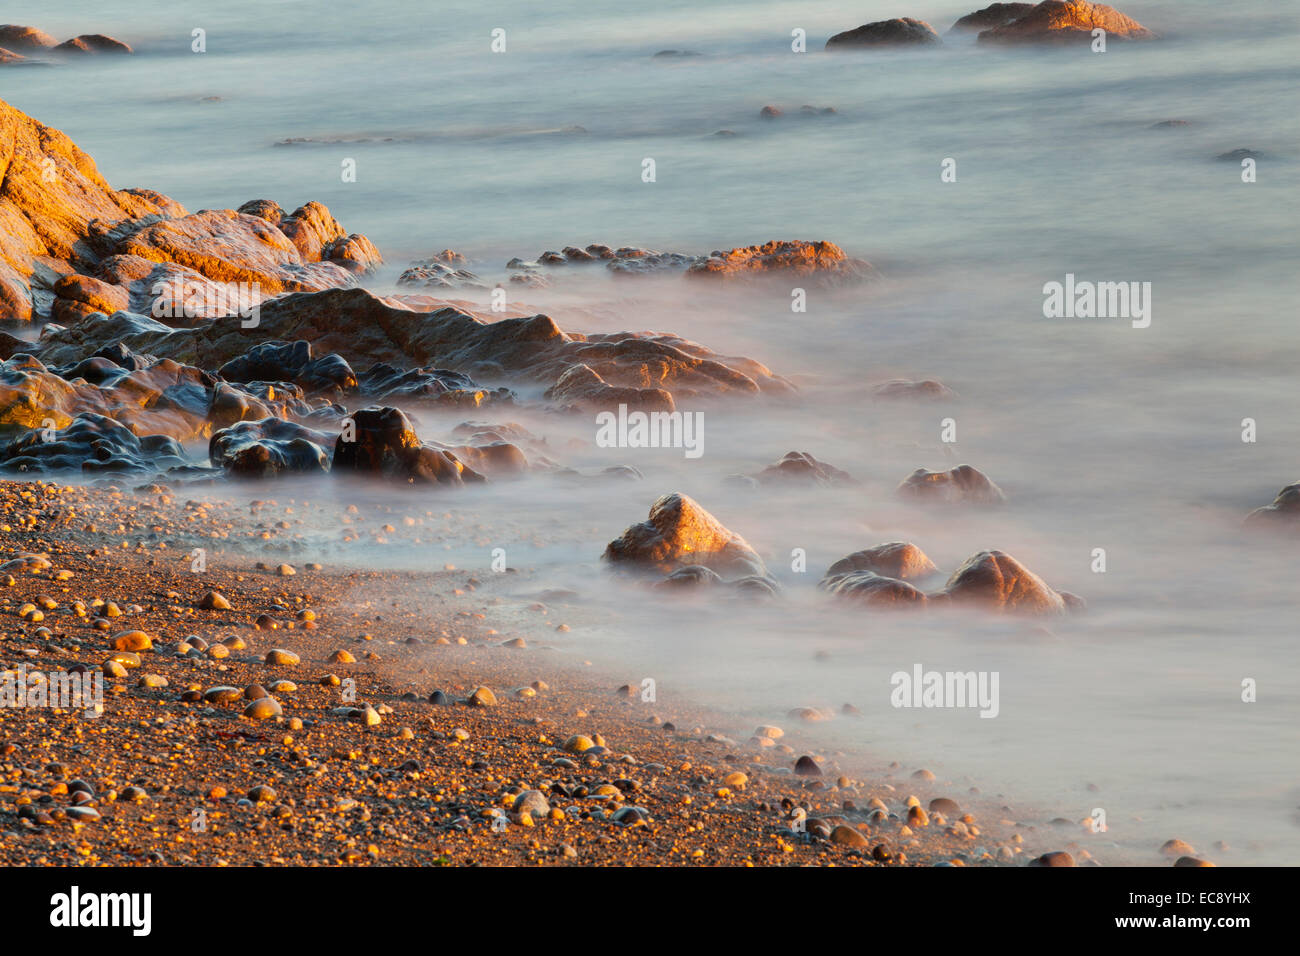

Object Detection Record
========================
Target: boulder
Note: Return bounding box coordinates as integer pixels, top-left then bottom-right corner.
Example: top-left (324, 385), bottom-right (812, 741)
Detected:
top-left (686, 240), bottom-right (873, 284)
top-left (0, 26), bottom-right (56, 50)
top-left (871, 378), bottom-right (957, 400)
top-left (977, 1), bottom-right (1154, 44)
top-left (332, 406), bottom-right (483, 486)
top-left (939, 550), bottom-right (1069, 614)
top-left (826, 18), bottom-right (940, 49)
top-left (826, 542), bottom-right (938, 581)
top-left (54, 34), bottom-right (133, 55)
top-left (898, 464), bottom-right (1006, 506)
top-left (755, 451), bottom-right (853, 486)
top-left (948, 3), bottom-right (1034, 32)
top-left (209, 418), bottom-right (332, 478)
top-left (604, 493), bottom-right (767, 579)
top-left (1245, 482), bottom-right (1300, 527)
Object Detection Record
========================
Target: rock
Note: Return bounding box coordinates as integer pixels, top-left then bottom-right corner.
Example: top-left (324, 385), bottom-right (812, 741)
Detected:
top-left (654, 565), bottom-right (723, 591)
top-left (197, 591), bottom-right (230, 610)
top-left (826, 18), bottom-right (941, 49)
top-left (264, 648), bottom-right (300, 665)
top-left (514, 790), bottom-right (550, 819)
top-left (898, 464), bottom-right (1006, 506)
top-left (604, 492), bottom-right (767, 580)
top-left (871, 378), bottom-right (957, 400)
top-left (111, 630), bottom-right (152, 652)
top-left (1160, 838), bottom-right (1195, 857)
top-left (940, 550), bottom-right (1069, 615)
top-left (203, 686), bottom-right (243, 704)
top-left (760, 105), bottom-right (783, 120)
top-left (948, 3), bottom-right (1034, 32)
top-left (826, 542), bottom-right (939, 581)
top-left (794, 755), bottom-right (822, 776)
top-left (830, 824), bottom-right (870, 847)
top-left (243, 697), bottom-right (282, 720)
top-left (686, 240), bottom-right (872, 285)
top-left (543, 363), bottom-right (674, 414)
top-left (217, 340), bottom-right (356, 394)
top-left (0, 96), bottom-right (182, 320)
top-left (976, 1), bottom-right (1155, 45)
top-left (328, 649), bottom-right (356, 664)
top-left (755, 451), bottom-right (853, 486)
top-left (820, 571), bottom-right (928, 608)
top-left (54, 35), bottom-right (133, 55)
top-left (1029, 851), bottom-right (1076, 866)
top-left (0, 26), bottom-right (56, 51)
top-left (1245, 482), bottom-right (1300, 527)
top-left (929, 797), bottom-right (962, 815)
top-left (208, 418), bottom-right (332, 479)
top-left (248, 784), bottom-right (277, 803)
top-left (332, 406), bottom-right (484, 486)
top-left (467, 686), bottom-right (497, 707)
top-left (1173, 856), bottom-right (1215, 867)
top-left (0, 413), bottom-right (187, 476)
top-left (563, 735), bottom-right (595, 754)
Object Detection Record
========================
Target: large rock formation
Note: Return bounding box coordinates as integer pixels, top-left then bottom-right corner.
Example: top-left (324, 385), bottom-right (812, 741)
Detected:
top-left (36, 288), bottom-right (791, 409)
top-left (604, 493), bottom-right (767, 579)
top-left (976, 1), bottom-right (1154, 44)
top-left (826, 18), bottom-right (941, 49)
top-left (332, 406), bottom-right (483, 486)
top-left (0, 412), bottom-right (186, 476)
top-left (0, 96), bottom-right (377, 322)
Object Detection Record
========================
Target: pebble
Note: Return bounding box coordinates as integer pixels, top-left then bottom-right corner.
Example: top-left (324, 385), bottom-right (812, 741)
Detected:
top-left (1029, 851), bottom-right (1076, 867)
top-left (563, 735), bottom-right (595, 754)
top-left (467, 686), bottom-right (497, 707)
top-left (136, 674), bottom-right (168, 688)
top-left (929, 797), bottom-right (962, 816)
top-left (831, 824), bottom-right (870, 848)
top-left (1160, 838), bottom-right (1195, 857)
top-left (328, 649), bottom-right (356, 664)
top-left (911, 769), bottom-right (935, 781)
top-left (111, 631), bottom-right (153, 652)
top-left (198, 591), bottom-right (231, 610)
top-left (514, 790), bottom-right (551, 819)
top-left (244, 697), bottom-right (282, 720)
top-left (794, 755), bottom-right (821, 776)
top-left (265, 649), bottom-right (300, 666)
top-left (249, 785), bottom-right (277, 803)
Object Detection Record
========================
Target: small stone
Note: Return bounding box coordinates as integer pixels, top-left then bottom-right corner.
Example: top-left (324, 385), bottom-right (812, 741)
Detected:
top-left (244, 697), bottom-right (283, 720)
top-left (514, 790), bottom-right (550, 819)
top-left (328, 649), bottom-right (356, 664)
top-left (136, 674), bottom-right (168, 688)
top-left (1160, 838), bottom-right (1196, 857)
top-left (198, 591), bottom-right (231, 610)
top-left (265, 648), bottom-right (300, 666)
top-left (563, 734), bottom-right (595, 754)
top-left (276, 564), bottom-right (296, 576)
top-left (794, 755), bottom-right (822, 776)
top-left (1029, 851), bottom-right (1076, 867)
top-left (111, 631), bottom-right (152, 652)
top-left (911, 768), bottom-right (935, 781)
top-left (831, 824), bottom-right (870, 848)
top-left (249, 784), bottom-right (277, 803)
top-left (467, 686), bottom-right (497, 707)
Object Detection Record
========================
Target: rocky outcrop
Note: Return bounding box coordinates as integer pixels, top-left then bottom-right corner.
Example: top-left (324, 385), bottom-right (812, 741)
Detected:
top-left (948, 3), bottom-right (1034, 32)
top-left (826, 542), bottom-right (938, 581)
top-left (0, 412), bottom-right (186, 476)
top-left (898, 464), bottom-right (1006, 506)
top-left (686, 240), bottom-right (872, 284)
top-left (976, 1), bottom-right (1154, 44)
top-left (0, 97), bottom-right (378, 322)
top-left (332, 406), bottom-right (484, 486)
top-left (36, 288), bottom-right (791, 409)
top-left (826, 18), bottom-right (941, 49)
top-left (604, 493), bottom-right (767, 580)
top-left (937, 550), bottom-right (1071, 614)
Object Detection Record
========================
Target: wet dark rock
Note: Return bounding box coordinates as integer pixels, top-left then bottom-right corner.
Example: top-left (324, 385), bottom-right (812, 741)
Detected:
top-left (939, 550), bottom-right (1070, 615)
top-left (0, 412), bottom-right (187, 475)
top-left (1029, 850), bottom-right (1076, 867)
top-left (948, 3), bottom-right (1034, 32)
top-left (356, 362), bottom-right (512, 408)
top-left (218, 340), bottom-right (357, 394)
top-left (755, 451), bottom-right (853, 486)
top-left (397, 259), bottom-right (488, 290)
top-left (820, 571), bottom-right (928, 608)
top-left (1245, 482), bottom-right (1300, 527)
top-left (871, 378), bottom-right (957, 400)
top-left (332, 406), bottom-right (484, 486)
top-left (54, 34), bottom-right (133, 55)
top-left (654, 565), bottom-right (723, 590)
top-left (209, 417), bottom-right (332, 478)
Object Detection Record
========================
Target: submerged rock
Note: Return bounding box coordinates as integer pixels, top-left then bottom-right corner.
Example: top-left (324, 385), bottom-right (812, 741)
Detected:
top-left (686, 240), bottom-right (872, 284)
top-left (976, 1), bottom-right (1155, 44)
top-left (0, 26), bottom-right (57, 51)
top-left (826, 542), bottom-right (938, 581)
top-left (604, 492), bottom-right (767, 579)
top-left (821, 571), bottom-right (928, 608)
top-left (871, 379), bottom-right (957, 400)
top-left (54, 34), bottom-right (133, 55)
top-left (939, 550), bottom-right (1070, 615)
top-left (898, 464), bottom-right (1006, 506)
top-left (218, 340), bottom-right (357, 393)
top-left (755, 451), bottom-right (853, 486)
top-left (826, 18), bottom-right (941, 49)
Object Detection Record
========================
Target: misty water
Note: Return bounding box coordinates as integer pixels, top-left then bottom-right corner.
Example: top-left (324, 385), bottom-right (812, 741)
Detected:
top-left (4, 0), bottom-right (1298, 863)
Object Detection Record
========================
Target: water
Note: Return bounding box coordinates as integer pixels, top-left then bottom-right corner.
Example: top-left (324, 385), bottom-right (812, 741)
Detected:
top-left (3, 1), bottom-right (1298, 863)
